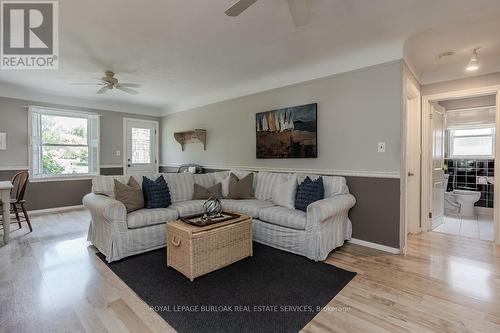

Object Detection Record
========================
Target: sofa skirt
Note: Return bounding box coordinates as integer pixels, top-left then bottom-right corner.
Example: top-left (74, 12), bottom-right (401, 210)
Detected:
top-left (252, 215), bottom-right (352, 261)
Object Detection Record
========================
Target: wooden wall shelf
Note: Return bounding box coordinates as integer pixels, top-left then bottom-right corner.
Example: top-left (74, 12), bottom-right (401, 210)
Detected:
top-left (174, 129), bottom-right (206, 151)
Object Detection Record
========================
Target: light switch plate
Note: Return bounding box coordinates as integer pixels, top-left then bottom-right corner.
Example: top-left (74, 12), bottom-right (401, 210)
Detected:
top-left (0, 132), bottom-right (6, 150)
top-left (115, 150), bottom-right (121, 157)
top-left (377, 142), bottom-right (386, 153)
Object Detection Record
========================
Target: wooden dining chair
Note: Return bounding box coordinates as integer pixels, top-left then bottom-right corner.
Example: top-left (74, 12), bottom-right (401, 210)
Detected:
top-left (9, 171), bottom-right (32, 232)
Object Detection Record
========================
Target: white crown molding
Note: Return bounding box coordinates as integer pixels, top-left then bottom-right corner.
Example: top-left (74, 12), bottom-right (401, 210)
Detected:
top-left (162, 42), bottom-right (404, 115)
top-left (160, 163), bottom-right (400, 179)
top-left (348, 238), bottom-right (401, 254)
top-left (0, 81), bottom-right (163, 117)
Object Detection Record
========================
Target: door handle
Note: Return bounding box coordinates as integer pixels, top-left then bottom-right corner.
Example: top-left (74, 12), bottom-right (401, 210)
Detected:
top-left (408, 172), bottom-right (414, 177)
top-left (127, 164), bottom-right (131, 168)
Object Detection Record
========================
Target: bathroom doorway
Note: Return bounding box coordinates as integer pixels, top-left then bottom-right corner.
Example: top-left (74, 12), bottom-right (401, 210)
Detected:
top-left (423, 90), bottom-right (499, 241)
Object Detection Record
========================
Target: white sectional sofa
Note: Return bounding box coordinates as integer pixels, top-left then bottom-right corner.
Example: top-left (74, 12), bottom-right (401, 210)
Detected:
top-left (83, 171), bottom-right (356, 262)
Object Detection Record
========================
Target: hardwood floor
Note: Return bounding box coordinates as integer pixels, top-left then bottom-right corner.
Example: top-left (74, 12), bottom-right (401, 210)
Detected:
top-left (1, 209), bottom-right (499, 333)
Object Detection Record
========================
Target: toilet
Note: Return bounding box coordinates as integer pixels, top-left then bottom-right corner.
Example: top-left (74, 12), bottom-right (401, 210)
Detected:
top-left (444, 174), bottom-right (481, 217)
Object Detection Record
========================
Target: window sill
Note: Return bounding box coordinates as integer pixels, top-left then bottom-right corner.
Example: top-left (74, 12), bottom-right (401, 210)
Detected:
top-left (30, 175), bottom-right (97, 183)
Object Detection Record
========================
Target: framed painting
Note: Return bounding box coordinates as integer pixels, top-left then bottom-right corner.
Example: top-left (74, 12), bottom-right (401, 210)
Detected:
top-left (256, 103), bottom-right (317, 159)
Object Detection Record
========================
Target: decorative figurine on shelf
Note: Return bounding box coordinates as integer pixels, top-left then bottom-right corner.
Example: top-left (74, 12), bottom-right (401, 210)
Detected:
top-left (202, 196), bottom-right (223, 220)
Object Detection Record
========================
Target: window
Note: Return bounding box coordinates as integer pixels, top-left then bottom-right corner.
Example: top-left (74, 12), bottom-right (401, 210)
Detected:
top-left (131, 128), bottom-right (151, 164)
top-left (449, 127), bottom-right (495, 158)
top-left (29, 107), bottom-right (100, 179)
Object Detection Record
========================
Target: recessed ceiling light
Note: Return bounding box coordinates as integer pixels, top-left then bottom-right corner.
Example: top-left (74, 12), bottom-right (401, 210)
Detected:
top-left (466, 48), bottom-right (480, 72)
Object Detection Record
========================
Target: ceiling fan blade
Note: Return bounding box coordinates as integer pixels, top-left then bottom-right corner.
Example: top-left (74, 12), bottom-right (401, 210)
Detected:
top-left (70, 82), bottom-right (106, 86)
top-left (96, 86), bottom-right (111, 94)
top-left (116, 85), bottom-right (139, 95)
top-left (288, 0), bottom-right (311, 27)
top-left (118, 83), bottom-right (141, 88)
top-left (225, 0), bottom-right (258, 17)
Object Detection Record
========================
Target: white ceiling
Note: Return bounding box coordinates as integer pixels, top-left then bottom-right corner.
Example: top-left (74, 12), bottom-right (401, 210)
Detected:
top-left (404, 8), bottom-right (500, 85)
top-left (1, 0), bottom-right (500, 116)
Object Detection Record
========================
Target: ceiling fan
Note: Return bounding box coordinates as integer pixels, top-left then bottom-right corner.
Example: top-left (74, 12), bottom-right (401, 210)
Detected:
top-left (225, 0), bottom-right (311, 27)
top-left (70, 71), bottom-right (140, 95)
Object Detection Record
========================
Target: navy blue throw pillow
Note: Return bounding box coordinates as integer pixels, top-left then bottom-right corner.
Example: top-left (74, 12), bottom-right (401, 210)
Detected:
top-left (142, 176), bottom-right (171, 209)
top-left (295, 177), bottom-right (324, 212)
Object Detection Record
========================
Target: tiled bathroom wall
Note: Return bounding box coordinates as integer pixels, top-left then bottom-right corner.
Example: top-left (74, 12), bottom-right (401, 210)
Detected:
top-left (444, 159), bottom-right (494, 208)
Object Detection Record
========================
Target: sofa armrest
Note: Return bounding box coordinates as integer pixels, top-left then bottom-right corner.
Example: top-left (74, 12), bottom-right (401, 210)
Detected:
top-left (83, 193), bottom-right (127, 231)
top-left (306, 194), bottom-right (356, 227)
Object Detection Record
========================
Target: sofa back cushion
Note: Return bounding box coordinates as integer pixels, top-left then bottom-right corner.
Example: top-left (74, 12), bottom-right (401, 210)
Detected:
top-left (296, 174), bottom-right (348, 198)
top-left (92, 175), bottom-right (144, 197)
top-left (193, 173), bottom-right (216, 188)
top-left (163, 173), bottom-right (194, 202)
top-left (255, 172), bottom-right (294, 201)
top-left (271, 175), bottom-right (297, 209)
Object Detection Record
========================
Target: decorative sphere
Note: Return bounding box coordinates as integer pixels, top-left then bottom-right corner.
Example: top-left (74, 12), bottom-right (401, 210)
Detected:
top-left (203, 197), bottom-right (222, 218)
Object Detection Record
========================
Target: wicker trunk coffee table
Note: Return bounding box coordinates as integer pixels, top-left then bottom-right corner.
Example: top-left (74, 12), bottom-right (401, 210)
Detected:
top-left (166, 213), bottom-right (252, 281)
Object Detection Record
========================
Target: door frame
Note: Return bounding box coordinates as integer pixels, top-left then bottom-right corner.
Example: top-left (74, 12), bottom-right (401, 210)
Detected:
top-left (401, 74), bottom-right (422, 254)
top-left (421, 85), bottom-right (500, 243)
top-left (122, 118), bottom-right (159, 175)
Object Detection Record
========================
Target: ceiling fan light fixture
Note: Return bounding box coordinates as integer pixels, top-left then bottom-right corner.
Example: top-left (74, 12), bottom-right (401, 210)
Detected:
top-left (466, 48), bottom-right (480, 72)
top-left (70, 70), bottom-right (140, 95)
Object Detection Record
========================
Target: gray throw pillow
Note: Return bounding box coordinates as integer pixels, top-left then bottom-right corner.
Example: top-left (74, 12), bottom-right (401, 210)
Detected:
top-left (228, 173), bottom-right (254, 199)
top-left (193, 183), bottom-right (223, 200)
top-left (114, 177), bottom-right (145, 213)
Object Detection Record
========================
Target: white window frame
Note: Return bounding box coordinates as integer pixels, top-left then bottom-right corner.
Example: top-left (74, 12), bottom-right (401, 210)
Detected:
top-left (448, 125), bottom-right (495, 159)
top-left (28, 106), bottom-right (100, 181)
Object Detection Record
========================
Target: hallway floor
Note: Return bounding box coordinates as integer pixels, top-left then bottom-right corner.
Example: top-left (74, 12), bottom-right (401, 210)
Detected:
top-left (433, 214), bottom-right (494, 241)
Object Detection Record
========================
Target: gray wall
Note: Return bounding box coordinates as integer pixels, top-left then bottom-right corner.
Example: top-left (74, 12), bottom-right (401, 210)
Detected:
top-left (0, 96), bottom-right (158, 210)
top-left (0, 96), bottom-right (160, 167)
top-left (161, 61), bottom-right (404, 248)
top-left (162, 61), bottom-right (403, 175)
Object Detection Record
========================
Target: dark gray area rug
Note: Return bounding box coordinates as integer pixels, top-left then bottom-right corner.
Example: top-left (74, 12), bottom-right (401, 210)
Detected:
top-left (97, 243), bottom-right (356, 333)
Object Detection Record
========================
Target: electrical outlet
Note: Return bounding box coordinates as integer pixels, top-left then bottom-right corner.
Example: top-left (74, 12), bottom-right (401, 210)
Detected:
top-left (377, 142), bottom-right (386, 153)
top-left (115, 150), bottom-right (121, 157)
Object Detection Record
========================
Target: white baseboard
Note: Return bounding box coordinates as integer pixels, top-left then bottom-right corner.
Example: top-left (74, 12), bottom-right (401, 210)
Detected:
top-left (348, 238), bottom-right (400, 254)
top-left (29, 205), bottom-right (85, 216)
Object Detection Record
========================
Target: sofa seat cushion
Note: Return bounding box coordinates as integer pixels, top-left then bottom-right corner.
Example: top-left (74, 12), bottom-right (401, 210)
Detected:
top-left (127, 208), bottom-right (178, 229)
top-left (169, 200), bottom-right (206, 217)
top-left (221, 199), bottom-right (275, 218)
top-left (258, 206), bottom-right (306, 230)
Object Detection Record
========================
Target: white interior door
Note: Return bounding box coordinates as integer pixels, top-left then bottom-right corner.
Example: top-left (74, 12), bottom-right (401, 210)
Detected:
top-left (431, 103), bottom-right (445, 229)
top-left (405, 94), bottom-right (421, 234)
top-left (124, 119), bottom-right (158, 175)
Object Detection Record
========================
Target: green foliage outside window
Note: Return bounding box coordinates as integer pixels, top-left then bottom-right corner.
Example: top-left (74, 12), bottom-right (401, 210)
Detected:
top-left (42, 151), bottom-right (65, 174)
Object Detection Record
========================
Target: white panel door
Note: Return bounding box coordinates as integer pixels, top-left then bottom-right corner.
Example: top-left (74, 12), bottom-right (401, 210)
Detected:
top-left (431, 103), bottom-right (445, 230)
top-left (405, 96), bottom-right (421, 234)
top-left (124, 119), bottom-right (158, 175)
